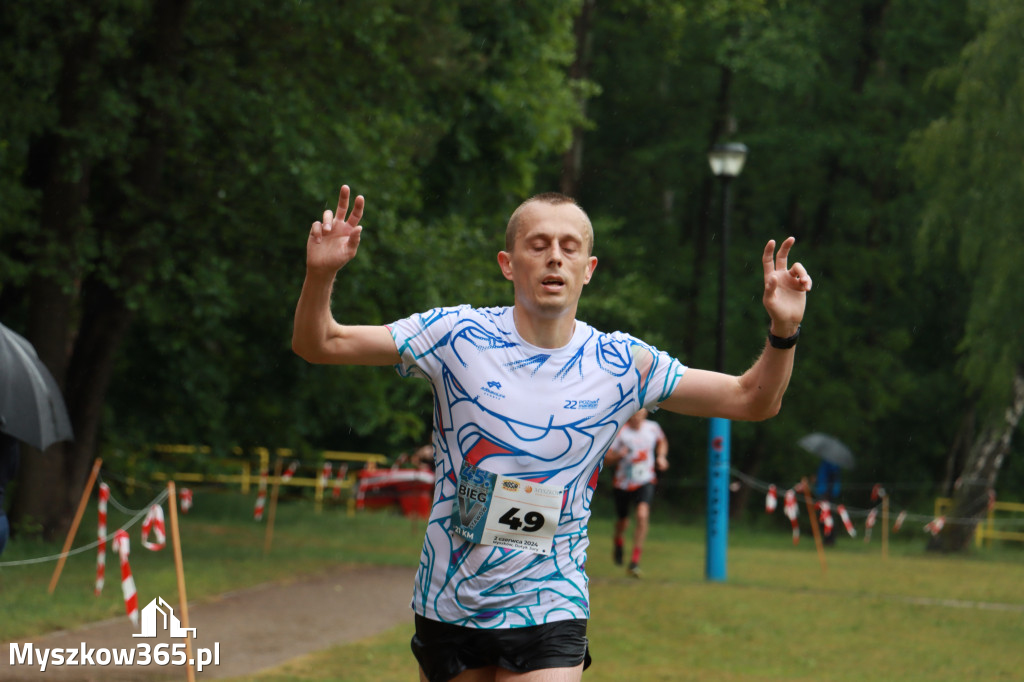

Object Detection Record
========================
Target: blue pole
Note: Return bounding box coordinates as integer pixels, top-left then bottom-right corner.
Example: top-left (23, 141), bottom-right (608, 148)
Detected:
top-left (706, 417), bottom-right (730, 581)
top-left (706, 172), bottom-right (733, 582)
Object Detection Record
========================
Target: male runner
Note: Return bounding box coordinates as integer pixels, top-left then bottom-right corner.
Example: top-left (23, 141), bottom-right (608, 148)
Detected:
top-left (606, 408), bottom-right (668, 577)
top-left (293, 185), bottom-right (811, 682)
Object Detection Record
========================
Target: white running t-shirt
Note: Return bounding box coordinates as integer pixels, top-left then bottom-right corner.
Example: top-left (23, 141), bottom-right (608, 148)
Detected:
top-left (611, 420), bottom-right (666, 491)
top-left (389, 305), bottom-right (685, 628)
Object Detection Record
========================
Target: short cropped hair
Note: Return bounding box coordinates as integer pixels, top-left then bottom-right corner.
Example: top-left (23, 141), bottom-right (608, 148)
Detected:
top-left (505, 193), bottom-right (595, 255)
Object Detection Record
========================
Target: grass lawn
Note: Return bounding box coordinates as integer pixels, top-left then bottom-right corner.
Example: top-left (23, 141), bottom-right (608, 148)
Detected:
top-left (3, 488), bottom-right (1023, 681)
top-left (238, 511), bottom-right (1024, 682)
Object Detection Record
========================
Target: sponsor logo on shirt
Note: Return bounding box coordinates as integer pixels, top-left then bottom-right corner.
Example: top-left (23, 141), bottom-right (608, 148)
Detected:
top-left (563, 399), bottom-right (600, 410)
top-left (481, 380), bottom-right (506, 400)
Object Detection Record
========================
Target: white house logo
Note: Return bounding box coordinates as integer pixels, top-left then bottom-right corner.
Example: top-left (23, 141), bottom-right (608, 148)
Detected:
top-left (134, 597), bottom-right (196, 639)
top-left (9, 596), bottom-right (219, 672)
top-left (481, 380), bottom-right (506, 400)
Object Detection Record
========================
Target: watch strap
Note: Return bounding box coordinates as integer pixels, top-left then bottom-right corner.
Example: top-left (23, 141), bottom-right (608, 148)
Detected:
top-left (768, 325), bottom-right (801, 349)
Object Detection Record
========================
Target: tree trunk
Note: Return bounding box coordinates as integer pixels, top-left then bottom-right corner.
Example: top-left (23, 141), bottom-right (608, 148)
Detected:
top-left (928, 367), bottom-right (1024, 552)
top-left (9, 17), bottom-right (97, 539)
top-left (10, 0), bottom-right (192, 540)
top-left (940, 410), bottom-right (974, 496)
top-left (64, 282), bottom-right (136, 503)
top-left (560, 0), bottom-right (596, 197)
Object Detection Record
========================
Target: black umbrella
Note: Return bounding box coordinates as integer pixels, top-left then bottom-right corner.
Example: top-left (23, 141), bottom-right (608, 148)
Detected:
top-left (0, 322), bottom-right (74, 450)
top-left (797, 432), bottom-right (854, 470)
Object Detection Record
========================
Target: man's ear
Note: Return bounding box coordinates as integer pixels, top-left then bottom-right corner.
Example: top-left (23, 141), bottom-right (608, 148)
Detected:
top-left (497, 251), bottom-right (514, 281)
top-left (583, 256), bottom-right (598, 285)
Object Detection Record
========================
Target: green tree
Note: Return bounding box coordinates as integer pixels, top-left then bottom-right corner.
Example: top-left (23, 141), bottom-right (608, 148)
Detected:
top-left (906, 0), bottom-right (1024, 551)
top-left (0, 0), bottom-right (584, 539)
top-left (561, 0), bottom-right (974, 516)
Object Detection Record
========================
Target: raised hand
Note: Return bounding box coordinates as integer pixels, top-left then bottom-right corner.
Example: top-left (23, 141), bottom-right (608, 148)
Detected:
top-left (307, 185), bottom-right (365, 274)
top-left (762, 237), bottom-right (812, 336)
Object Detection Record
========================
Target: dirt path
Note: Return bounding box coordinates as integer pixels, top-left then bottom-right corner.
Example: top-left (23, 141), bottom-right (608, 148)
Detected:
top-left (3, 564), bottom-right (415, 680)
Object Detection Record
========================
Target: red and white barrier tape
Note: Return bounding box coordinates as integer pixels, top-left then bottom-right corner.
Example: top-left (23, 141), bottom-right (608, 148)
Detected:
top-left (282, 460), bottom-right (299, 482)
top-left (319, 462), bottom-right (331, 488)
top-left (254, 468), bottom-right (268, 521)
top-left (141, 504), bottom-right (166, 551)
top-left (748, 475), bottom-right (1002, 547)
top-left (179, 487), bottom-right (192, 514)
top-left (253, 493), bottom-right (266, 520)
top-left (893, 510), bottom-right (907, 532)
top-left (96, 483), bottom-right (110, 596)
top-left (783, 489), bottom-right (799, 544)
top-left (864, 507), bottom-right (878, 542)
top-left (112, 529), bottom-right (139, 627)
top-left (817, 501), bottom-right (834, 536)
top-left (837, 504), bottom-right (857, 537)
top-left (924, 515), bottom-right (945, 536)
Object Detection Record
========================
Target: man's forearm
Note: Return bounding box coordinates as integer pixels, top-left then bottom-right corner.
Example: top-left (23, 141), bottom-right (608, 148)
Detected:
top-left (292, 269), bottom-right (342, 362)
top-left (736, 341), bottom-right (797, 420)
top-left (292, 268), bottom-right (401, 366)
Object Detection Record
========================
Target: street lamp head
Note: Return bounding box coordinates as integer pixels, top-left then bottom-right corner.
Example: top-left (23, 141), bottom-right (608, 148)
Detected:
top-left (708, 142), bottom-right (748, 178)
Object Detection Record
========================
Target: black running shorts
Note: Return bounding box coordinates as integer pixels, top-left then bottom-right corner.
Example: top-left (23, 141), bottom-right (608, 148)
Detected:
top-left (411, 614), bottom-right (592, 682)
top-left (614, 482), bottom-right (656, 519)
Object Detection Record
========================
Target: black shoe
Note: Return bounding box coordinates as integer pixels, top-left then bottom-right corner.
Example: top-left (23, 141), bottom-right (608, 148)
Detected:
top-left (614, 544), bottom-right (624, 566)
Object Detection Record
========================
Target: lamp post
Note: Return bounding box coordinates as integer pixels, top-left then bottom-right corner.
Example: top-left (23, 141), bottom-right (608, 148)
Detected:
top-left (705, 142), bottom-right (747, 582)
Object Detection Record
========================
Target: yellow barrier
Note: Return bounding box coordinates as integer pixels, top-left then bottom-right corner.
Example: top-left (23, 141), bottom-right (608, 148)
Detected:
top-left (935, 497), bottom-right (1024, 547)
top-left (147, 445), bottom-right (389, 513)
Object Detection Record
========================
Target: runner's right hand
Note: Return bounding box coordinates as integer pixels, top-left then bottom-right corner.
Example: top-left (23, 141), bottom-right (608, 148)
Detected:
top-left (307, 185), bottom-right (365, 274)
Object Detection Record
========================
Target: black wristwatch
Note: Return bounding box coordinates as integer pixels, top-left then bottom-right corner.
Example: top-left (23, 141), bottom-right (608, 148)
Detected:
top-left (768, 325), bottom-right (801, 349)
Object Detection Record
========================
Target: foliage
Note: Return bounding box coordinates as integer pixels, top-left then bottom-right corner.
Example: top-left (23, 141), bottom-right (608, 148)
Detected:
top-left (2, 0), bottom-right (1023, 533)
top-left (906, 0), bottom-right (1024, 415)
top-left (560, 0), bottom-right (983, 508)
top-left (0, 1), bottom-right (584, 470)
top-left (104, 0), bottom-right (582, 456)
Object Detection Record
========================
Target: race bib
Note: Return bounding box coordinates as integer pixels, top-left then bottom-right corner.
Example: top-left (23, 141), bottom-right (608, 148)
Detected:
top-left (451, 463), bottom-right (563, 555)
top-left (629, 457), bottom-right (654, 483)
